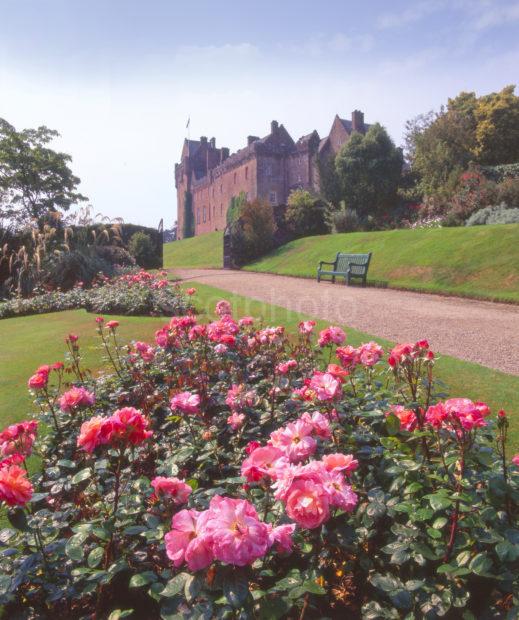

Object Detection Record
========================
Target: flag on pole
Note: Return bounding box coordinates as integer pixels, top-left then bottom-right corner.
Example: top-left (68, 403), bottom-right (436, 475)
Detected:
top-left (186, 117), bottom-right (190, 129)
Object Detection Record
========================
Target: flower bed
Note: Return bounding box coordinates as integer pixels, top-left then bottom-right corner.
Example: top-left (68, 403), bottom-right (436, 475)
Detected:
top-left (0, 271), bottom-right (194, 319)
top-left (0, 307), bottom-right (518, 618)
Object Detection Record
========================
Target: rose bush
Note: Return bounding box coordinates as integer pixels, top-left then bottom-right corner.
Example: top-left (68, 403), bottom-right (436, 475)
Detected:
top-left (0, 270), bottom-right (194, 319)
top-left (0, 305), bottom-right (517, 618)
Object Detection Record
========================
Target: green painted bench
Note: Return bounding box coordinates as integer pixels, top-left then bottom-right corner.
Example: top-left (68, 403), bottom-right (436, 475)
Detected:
top-left (317, 252), bottom-right (372, 286)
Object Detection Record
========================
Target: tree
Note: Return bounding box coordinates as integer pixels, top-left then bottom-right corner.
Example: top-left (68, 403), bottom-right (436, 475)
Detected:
top-left (317, 155), bottom-right (342, 207)
top-left (474, 85), bottom-right (519, 165)
top-left (182, 191), bottom-right (194, 238)
top-left (335, 124), bottom-right (403, 220)
top-left (230, 199), bottom-right (276, 264)
top-left (404, 109), bottom-right (474, 197)
top-left (405, 85), bottom-right (519, 196)
top-left (0, 119), bottom-right (87, 226)
top-left (285, 189), bottom-right (329, 238)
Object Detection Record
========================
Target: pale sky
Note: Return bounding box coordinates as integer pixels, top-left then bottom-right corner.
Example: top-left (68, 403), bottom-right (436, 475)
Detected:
top-left (1, 0), bottom-right (519, 227)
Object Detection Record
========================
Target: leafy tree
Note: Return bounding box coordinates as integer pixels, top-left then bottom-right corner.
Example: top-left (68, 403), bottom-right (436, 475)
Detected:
top-left (335, 123), bottom-right (403, 219)
top-left (182, 191), bottom-right (194, 238)
top-left (317, 155), bottom-right (342, 207)
top-left (0, 119), bottom-right (87, 226)
top-left (226, 191), bottom-right (247, 225)
top-left (129, 231), bottom-right (160, 269)
top-left (230, 199), bottom-right (276, 264)
top-left (474, 85), bottom-right (519, 165)
top-left (406, 85), bottom-right (519, 196)
top-left (404, 109), bottom-right (474, 197)
top-left (285, 189), bottom-right (329, 238)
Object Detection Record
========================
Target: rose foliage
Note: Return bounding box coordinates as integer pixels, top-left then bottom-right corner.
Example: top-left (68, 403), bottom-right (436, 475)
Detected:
top-left (0, 301), bottom-right (518, 619)
top-left (0, 270), bottom-right (193, 319)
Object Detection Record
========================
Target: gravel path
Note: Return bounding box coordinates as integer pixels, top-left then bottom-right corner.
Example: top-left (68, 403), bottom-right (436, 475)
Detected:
top-left (174, 268), bottom-right (519, 376)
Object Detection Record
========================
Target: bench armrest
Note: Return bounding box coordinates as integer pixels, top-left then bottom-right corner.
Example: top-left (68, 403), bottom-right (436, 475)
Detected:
top-left (318, 260), bottom-right (336, 269)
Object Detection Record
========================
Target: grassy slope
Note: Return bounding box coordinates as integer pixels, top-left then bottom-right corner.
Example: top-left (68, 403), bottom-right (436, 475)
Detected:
top-left (164, 231), bottom-right (224, 269)
top-left (1, 282), bottom-right (518, 450)
top-left (245, 224), bottom-right (519, 302)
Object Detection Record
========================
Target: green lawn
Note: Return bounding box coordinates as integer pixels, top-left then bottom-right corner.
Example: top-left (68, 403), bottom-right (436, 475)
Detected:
top-left (2, 282), bottom-right (518, 450)
top-left (245, 224), bottom-right (519, 303)
top-left (164, 231), bottom-right (224, 269)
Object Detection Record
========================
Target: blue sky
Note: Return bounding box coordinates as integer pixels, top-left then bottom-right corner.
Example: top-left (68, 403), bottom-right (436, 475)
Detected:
top-left (2, 0), bottom-right (519, 227)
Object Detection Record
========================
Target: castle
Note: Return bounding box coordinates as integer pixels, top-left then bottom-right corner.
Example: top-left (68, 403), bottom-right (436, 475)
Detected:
top-left (175, 110), bottom-right (370, 238)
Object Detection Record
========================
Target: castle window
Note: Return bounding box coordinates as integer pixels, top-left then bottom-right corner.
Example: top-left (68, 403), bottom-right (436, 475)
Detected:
top-left (208, 205), bottom-right (211, 221)
top-left (203, 207), bottom-right (206, 223)
top-left (269, 191), bottom-right (277, 205)
top-left (197, 209), bottom-right (200, 224)
top-left (234, 172), bottom-right (237, 184)
top-left (220, 184), bottom-right (223, 194)
top-left (212, 187), bottom-right (215, 198)
top-left (220, 204), bottom-right (223, 215)
top-left (265, 164), bottom-right (272, 176)
top-left (213, 205), bottom-right (215, 219)
top-left (245, 166), bottom-right (248, 180)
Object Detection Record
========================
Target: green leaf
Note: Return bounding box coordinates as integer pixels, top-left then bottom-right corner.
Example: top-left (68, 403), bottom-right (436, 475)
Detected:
top-left (71, 468), bottom-right (92, 484)
top-left (427, 527), bottom-right (442, 539)
top-left (386, 414), bottom-right (401, 436)
top-left (160, 573), bottom-right (189, 597)
top-left (258, 597), bottom-right (291, 620)
top-left (65, 534), bottom-right (86, 561)
top-left (129, 571), bottom-right (157, 588)
top-left (223, 571), bottom-right (249, 608)
top-left (108, 610), bottom-right (134, 620)
top-left (87, 547), bottom-right (104, 568)
top-left (469, 552), bottom-right (493, 576)
top-left (425, 493), bottom-right (452, 512)
top-left (184, 574), bottom-right (203, 603)
top-left (7, 507), bottom-right (29, 532)
top-left (301, 579), bottom-right (326, 595)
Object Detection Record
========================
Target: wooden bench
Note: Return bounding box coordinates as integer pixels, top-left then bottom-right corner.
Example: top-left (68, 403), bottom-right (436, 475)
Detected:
top-left (317, 252), bottom-right (372, 286)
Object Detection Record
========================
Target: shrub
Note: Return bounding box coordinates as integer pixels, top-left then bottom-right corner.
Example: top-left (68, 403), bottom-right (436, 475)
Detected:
top-left (466, 203), bottom-right (519, 226)
top-left (495, 177), bottom-right (519, 209)
top-left (95, 245), bottom-right (136, 267)
top-left (328, 202), bottom-right (361, 233)
top-left (285, 189), bottom-right (330, 237)
top-left (42, 249), bottom-right (113, 291)
top-left (0, 271), bottom-right (194, 319)
top-left (1, 309), bottom-right (518, 618)
top-left (129, 232), bottom-right (161, 269)
top-left (230, 199), bottom-right (276, 265)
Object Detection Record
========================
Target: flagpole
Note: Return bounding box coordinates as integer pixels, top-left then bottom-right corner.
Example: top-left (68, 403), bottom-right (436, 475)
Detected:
top-left (186, 115), bottom-right (191, 141)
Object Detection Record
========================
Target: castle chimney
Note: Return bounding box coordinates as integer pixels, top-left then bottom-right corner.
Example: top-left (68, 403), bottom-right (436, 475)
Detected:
top-left (351, 110), bottom-right (365, 133)
top-left (200, 136), bottom-right (208, 144)
top-left (220, 147), bottom-right (230, 163)
top-left (271, 120), bottom-right (279, 133)
top-left (247, 135), bottom-right (259, 146)
top-left (209, 137), bottom-right (216, 148)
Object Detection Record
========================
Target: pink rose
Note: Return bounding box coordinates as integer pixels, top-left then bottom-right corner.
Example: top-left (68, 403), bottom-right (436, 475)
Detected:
top-left (77, 416), bottom-right (108, 453)
top-left (215, 300), bottom-right (232, 317)
top-left (309, 371), bottom-right (341, 401)
top-left (186, 288), bottom-right (196, 295)
top-left (227, 411), bottom-right (245, 431)
top-left (0, 464), bottom-right (33, 506)
top-left (205, 496), bottom-right (271, 566)
top-left (512, 455), bottom-right (519, 467)
top-left (239, 316), bottom-right (254, 326)
top-left (164, 509), bottom-right (214, 571)
top-left (358, 341), bottom-right (384, 367)
top-left (268, 523), bottom-right (296, 553)
top-left (106, 407), bottom-right (153, 445)
top-left (105, 320), bottom-right (119, 330)
top-left (270, 420), bottom-right (317, 463)
top-left (28, 372), bottom-right (48, 390)
top-left (0, 421), bottom-right (38, 458)
top-left (241, 446), bottom-right (289, 482)
top-left (151, 477), bottom-right (192, 504)
top-left (285, 479), bottom-right (329, 529)
top-left (386, 405), bottom-right (417, 432)
top-left (336, 345), bottom-right (360, 370)
top-left (170, 392), bottom-right (201, 415)
top-left (318, 326), bottom-right (346, 348)
top-left (59, 387), bottom-right (95, 413)
top-left (298, 320), bottom-right (316, 334)
top-left (322, 453), bottom-right (358, 475)
top-left (276, 360), bottom-right (298, 375)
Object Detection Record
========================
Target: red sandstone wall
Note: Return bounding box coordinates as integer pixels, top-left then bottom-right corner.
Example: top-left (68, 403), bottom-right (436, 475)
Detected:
top-left (191, 158), bottom-right (257, 235)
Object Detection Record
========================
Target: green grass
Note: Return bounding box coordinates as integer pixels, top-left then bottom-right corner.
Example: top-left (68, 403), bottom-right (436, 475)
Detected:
top-left (244, 224), bottom-right (519, 303)
top-left (1, 282), bottom-right (518, 451)
top-left (0, 310), bottom-right (167, 427)
top-left (164, 231), bottom-right (224, 269)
